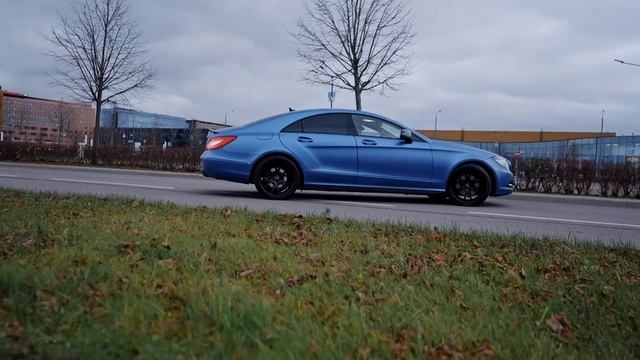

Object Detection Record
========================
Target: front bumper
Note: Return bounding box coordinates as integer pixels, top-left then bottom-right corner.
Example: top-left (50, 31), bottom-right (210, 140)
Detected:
top-left (493, 168), bottom-right (514, 197)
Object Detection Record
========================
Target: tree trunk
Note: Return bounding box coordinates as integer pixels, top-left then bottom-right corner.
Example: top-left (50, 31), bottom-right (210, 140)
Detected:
top-left (355, 89), bottom-right (362, 110)
top-left (92, 100), bottom-right (102, 165)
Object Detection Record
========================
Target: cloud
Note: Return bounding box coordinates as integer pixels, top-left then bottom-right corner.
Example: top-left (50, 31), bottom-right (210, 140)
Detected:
top-left (1, 0), bottom-right (639, 134)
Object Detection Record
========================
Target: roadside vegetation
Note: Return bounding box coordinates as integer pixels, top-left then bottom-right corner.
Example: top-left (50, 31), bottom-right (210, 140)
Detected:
top-left (1, 189), bottom-right (639, 359)
top-left (2, 142), bottom-right (640, 199)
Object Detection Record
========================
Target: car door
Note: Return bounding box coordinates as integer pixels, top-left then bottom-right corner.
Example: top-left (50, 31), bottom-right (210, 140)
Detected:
top-left (352, 114), bottom-right (434, 190)
top-left (279, 113), bottom-right (358, 185)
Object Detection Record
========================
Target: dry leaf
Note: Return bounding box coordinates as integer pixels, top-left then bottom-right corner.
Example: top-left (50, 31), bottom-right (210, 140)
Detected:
top-left (432, 253), bottom-right (447, 266)
top-left (473, 344), bottom-right (495, 360)
top-left (117, 242), bottom-right (135, 255)
top-left (428, 344), bottom-right (462, 360)
top-left (546, 313), bottom-right (572, 338)
top-left (238, 269), bottom-right (254, 278)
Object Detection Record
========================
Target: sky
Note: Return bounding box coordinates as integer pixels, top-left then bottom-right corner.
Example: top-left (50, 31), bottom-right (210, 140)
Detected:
top-left (1, 0), bottom-right (640, 134)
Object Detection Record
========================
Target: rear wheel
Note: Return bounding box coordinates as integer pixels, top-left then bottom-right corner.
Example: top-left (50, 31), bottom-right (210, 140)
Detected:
top-left (253, 156), bottom-right (300, 200)
top-left (447, 164), bottom-right (491, 206)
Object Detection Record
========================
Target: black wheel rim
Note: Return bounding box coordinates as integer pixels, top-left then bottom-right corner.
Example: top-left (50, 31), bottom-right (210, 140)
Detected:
top-left (453, 172), bottom-right (482, 201)
top-left (259, 165), bottom-right (293, 196)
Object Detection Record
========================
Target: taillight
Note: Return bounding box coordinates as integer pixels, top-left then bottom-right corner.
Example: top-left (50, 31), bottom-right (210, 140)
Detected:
top-left (206, 136), bottom-right (237, 150)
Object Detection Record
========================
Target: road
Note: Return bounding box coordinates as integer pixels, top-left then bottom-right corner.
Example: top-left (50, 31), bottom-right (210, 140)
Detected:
top-left (1, 162), bottom-right (639, 246)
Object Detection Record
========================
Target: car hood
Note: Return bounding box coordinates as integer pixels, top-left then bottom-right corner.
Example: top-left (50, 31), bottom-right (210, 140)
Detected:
top-left (429, 139), bottom-right (496, 159)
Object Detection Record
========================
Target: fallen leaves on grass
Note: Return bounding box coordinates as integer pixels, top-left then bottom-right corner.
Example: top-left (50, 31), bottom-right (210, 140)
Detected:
top-left (473, 343), bottom-right (495, 360)
top-left (4, 320), bottom-right (24, 341)
top-left (117, 242), bottom-right (135, 255)
top-left (432, 253), bottom-right (447, 266)
top-left (389, 326), bottom-right (415, 358)
top-left (427, 229), bottom-right (447, 241)
top-left (158, 259), bottom-right (182, 272)
top-left (427, 344), bottom-right (463, 360)
top-left (546, 313), bottom-right (572, 338)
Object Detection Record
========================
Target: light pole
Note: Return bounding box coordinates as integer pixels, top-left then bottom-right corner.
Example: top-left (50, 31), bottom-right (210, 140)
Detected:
top-left (224, 110), bottom-right (235, 125)
top-left (434, 110), bottom-right (442, 132)
top-left (614, 59), bottom-right (640, 67)
top-left (328, 77), bottom-right (336, 109)
top-left (595, 109), bottom-right (605, 176)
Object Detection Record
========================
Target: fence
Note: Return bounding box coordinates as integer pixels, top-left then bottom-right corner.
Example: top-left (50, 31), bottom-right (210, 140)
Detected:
top-left (463, 135), bottom-right (640, 165)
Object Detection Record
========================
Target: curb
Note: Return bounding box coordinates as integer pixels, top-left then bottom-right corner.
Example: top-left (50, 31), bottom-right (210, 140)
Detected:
top-left (508, 191), bottom-right (640, 209)
top-left (0, 161), bottom-right (201, 178)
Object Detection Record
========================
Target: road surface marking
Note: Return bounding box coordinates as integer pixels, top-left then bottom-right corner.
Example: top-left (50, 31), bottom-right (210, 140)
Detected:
top-left (49, 178), bottom-right (175, 190)
top-left (326, 200), bottom-right (396, 208)
top-left (0, 174), bottom-right (19, 178)
top-left (468, 211), bottom-right (640, 229)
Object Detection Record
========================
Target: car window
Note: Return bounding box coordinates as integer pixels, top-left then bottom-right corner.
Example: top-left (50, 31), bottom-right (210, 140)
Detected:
top-left (281, 120), bottom-right (302, 133)
top-left (352, 115), bottom-right (403, 139)
top-left (301, 114), bottom-right (353, 135)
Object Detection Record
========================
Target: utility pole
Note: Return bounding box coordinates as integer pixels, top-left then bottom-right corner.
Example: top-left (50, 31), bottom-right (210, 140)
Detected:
top-left (434, 110), bottom-right (442, 132)
top-left (224, 109), bottom-right (235, 125)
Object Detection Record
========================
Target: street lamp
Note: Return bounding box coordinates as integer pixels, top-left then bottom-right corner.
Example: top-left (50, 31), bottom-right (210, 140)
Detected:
top-left (595, 109), bottom-right (605, 176)
top-left (224, 110), bottom-right (235, 125)
top-left (614, 59), bottom-right (640, 67)
top-left (434, 110), bottom-right (442, 132)
top-left (328, 77), bottom-right (336, 109)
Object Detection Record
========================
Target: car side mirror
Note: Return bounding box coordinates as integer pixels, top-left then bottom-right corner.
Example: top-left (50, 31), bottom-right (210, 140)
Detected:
top-left (400, 129), bottom-right (413, 144)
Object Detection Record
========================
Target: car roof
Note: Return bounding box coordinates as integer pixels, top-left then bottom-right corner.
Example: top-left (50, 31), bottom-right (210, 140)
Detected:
top-left (221, 108), bottom-right (415, 136)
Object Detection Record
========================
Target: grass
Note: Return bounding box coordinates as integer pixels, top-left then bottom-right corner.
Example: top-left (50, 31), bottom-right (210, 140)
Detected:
top-left (0, 189), bottom-right (639, 359)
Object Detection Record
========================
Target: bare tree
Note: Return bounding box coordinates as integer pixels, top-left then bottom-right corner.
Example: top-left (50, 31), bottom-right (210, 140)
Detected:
top-left (48, 0), bottom-right (154, 164)
top-left (52, 100), bottom-right (73, 145)
top-left (294, 0), bottom-right (415, 110)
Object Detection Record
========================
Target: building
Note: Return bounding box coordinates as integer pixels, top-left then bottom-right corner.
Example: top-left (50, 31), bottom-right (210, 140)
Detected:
top-left (419, 129), bottom-right (637, 164)
top-left (464, 136), bottom-right (640, 165)
top-left (186, 119), bottom-right (229, 131)
top-left (0, 87), bottom-right (94, 145)
top-left (419, 130), bottom-right (616, 143)
top-left (99, 107), bottom-right (230, 147)
top-left (100, 107), bottom-right (188, 129)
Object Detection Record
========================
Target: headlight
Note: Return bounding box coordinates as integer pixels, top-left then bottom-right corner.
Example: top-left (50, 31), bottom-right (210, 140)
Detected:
top-left (493, 155), bottom-right (511, 170)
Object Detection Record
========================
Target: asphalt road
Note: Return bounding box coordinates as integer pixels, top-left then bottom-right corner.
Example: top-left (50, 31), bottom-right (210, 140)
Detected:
top-left (1, 162), bottom-right (639, 246)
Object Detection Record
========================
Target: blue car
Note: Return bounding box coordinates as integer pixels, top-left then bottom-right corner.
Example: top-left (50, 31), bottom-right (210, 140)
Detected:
top-left (201, 109), bottom-right (513, 206)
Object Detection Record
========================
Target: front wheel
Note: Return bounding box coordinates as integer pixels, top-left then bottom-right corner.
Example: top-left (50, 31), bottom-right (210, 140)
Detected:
top-left (253, 156), bottom-right (300, 200)
top-left (447, 164), bottom-right (491, 206)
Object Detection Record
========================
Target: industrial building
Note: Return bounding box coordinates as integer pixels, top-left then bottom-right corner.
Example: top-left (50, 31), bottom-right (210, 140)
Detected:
top-left (98, 107), bottom-right (229, 147)
top-left (0, 87), bottom-right (94, 145)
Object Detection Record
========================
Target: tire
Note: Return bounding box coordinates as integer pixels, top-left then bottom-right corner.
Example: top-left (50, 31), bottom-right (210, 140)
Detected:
top-left (253, 156), bottom-right (301, 200)
top-left (446, 164), bottom-right (491, 206)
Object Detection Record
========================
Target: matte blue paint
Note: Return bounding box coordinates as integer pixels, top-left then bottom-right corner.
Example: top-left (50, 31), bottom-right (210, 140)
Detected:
top-left (201, 109), bottom-right (513, 197)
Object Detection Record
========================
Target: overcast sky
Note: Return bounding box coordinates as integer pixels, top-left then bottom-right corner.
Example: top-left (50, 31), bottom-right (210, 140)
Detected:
top-left (1, 0), bottom-right (639, 134)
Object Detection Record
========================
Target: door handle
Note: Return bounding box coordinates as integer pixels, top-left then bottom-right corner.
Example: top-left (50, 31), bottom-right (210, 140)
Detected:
top-left (297, 136), bottom-right (313, 143)
top-left (361, 139), bottom-right (377, 146)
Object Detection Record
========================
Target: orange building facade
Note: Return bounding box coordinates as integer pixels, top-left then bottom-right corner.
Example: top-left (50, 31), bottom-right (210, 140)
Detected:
top-left (0, 88), bottom-right (95, 145)
top-left (418, 129), bottom-right (616, 143)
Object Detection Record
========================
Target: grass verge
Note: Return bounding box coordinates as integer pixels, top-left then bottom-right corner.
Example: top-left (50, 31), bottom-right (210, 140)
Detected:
top-left (0, 189), bottom-right (639, 359)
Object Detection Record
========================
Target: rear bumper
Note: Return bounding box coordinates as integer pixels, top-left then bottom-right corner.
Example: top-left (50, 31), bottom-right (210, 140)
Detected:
top-left (200, 151), bottom-right (252, 183)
